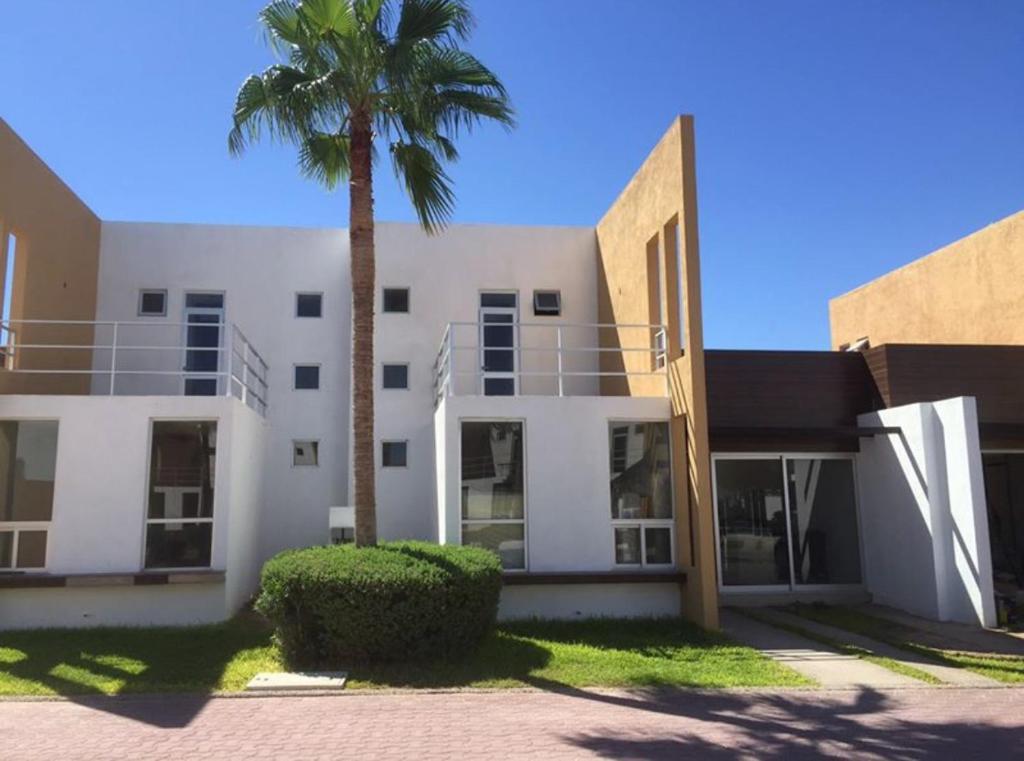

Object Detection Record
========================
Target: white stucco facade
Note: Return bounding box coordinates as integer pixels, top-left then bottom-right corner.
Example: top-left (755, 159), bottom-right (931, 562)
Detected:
top-left (0, 394), bottom-right (266, 628)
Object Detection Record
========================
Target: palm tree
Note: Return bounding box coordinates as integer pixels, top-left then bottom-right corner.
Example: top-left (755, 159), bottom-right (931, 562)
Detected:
top-left (229, 0), bottom-right (513, 546)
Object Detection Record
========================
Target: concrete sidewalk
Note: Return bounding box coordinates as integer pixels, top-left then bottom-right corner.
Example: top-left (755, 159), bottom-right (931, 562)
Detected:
top-left (754, 608), bottom-right (998, 686)
top-left (720, 609), bottom-right (921, 688)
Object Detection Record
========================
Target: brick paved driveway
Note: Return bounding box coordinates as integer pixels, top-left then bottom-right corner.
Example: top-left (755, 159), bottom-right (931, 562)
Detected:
top-left (2, 686), bottom-right (1023, 760)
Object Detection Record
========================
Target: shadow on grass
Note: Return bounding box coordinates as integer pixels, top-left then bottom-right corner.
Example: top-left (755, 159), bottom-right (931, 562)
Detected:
top-left (0, 612), bottom-right (276, 727)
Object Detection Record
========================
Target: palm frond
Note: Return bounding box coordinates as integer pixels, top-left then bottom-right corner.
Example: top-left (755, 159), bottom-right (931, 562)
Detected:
top-left (259, 0), bottom-right (306, 54)
top-left (395, 0), bottom-right (472, 46)
top-left (299, 131), bottom-right (352, 189)
top-left (390, 140), bottom-right (455, 233)
top-left (297, 0), bottom-right (357, 37)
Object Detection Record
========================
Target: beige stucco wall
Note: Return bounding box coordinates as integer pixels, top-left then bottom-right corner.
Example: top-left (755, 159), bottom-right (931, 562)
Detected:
top-left (0, 119), bottom-right (101, 394)
top-left (830, 210), bottom-right (1024, 349)
top-left (596, 116), bottom-right (718, 629)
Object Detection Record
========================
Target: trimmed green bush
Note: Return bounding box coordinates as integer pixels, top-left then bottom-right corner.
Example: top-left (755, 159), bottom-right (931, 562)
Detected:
top-left (256, 541), bottom-right (503, 665)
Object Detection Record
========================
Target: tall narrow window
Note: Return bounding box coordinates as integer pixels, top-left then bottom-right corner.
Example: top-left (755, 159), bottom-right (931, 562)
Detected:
top-left (0, 420), bottom-right (58, 570)
top-left (646, 235), bottom-right (666, 369)
top-left (461, 421), bottom-right (525, 569)
top-left (145, 421), bottom-right (216, 569)
top-left (609, 421), bottom-right (673, 566)
top-left (1, 233), bottom-right (17, 365)
top-left (668, 219), bottom-right (686, 353)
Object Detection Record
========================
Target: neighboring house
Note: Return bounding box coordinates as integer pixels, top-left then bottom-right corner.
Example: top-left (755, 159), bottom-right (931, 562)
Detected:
top-left (0, 115), bottom-right (1020, 632)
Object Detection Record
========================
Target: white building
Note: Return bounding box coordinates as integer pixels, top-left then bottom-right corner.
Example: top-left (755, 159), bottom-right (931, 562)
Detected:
top-left (1, 115), bottom-right (1017, 631)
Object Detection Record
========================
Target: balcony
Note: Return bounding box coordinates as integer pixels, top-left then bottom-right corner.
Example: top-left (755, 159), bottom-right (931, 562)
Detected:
top-left (433, 321), bottom-right (668, 405)
top-left (0, 319), bottom-right (268, 416)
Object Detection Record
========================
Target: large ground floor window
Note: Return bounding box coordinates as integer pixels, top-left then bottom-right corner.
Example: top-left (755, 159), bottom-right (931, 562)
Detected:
top-left (460, 421), bottom-right (525, 570)
top-left (0, 420), bottom-right (58, 570)
top-left (714, 455), bottom-right (862, 588)
top-left (145, 421), bottom-right (217, 569)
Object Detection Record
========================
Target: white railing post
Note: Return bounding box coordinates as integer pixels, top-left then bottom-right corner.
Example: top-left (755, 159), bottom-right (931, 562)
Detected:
top-left (241, 337), bottom-right (249, 406)
top-left (108, 321), bottom-right (118, 395)
top-left (556, 326), bottom-right (564, 397)
top-left (446, 326), bottom-right (453, 398)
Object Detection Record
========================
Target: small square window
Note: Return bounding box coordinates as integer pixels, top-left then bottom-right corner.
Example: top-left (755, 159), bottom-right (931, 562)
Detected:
top-left (382, 363), bottom-right (409, 389)
top-left (296, 293), bottom-right (323, 318)
top-left (533, 290), bottom-right (561, 316)
top-left (293, 440), bottom-right (319, 466)
top-left (383, 288), bottom-right (409, 313)
top-left (294, 364), bottom-right (320, 390)
top-left (138, 289), bottom-right (167, 316)
top-left (382, 440), bottom-right (407, 467)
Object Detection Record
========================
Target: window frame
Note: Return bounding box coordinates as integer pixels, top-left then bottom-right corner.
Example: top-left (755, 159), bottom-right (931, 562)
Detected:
top-left (142, 419), bottom-right (218, 572)
top-left (381, 362), bottom-right (410, 390)
top-left (382, 287), bottom-right (410, 314)
top-left (608, 418), bottom-right (675, 568)
top-left (293, 363), bottom-right (321, 391)
top-left (381, 439), bottom-right (408, 468)
top-left (612, 522), bottom-right (676, 568)
top-left (710, 452), bottom-right (866, 594)
top-left (137, 289), bottom-right (168, 317)
top-left (295, 292), bottom-right (324, 319)
top-left (457, 417), bottom-right (528, 572)
top-left (292, 439), bottom-right (320, 467)
top-left (0, 419), bottom-right (59, 572)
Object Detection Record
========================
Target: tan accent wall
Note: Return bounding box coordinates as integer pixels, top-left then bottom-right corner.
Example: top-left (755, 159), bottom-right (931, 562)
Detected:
top-left (0, 119), bottom-right (101, 394)
top-left (830, 210), bottom-right (1024, 350)
top-left (596, 116), bottom-right (718, 629)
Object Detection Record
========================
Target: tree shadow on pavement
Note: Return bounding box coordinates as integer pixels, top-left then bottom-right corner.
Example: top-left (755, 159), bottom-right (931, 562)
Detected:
top-left (545, 684), bottom-right (1022, 760)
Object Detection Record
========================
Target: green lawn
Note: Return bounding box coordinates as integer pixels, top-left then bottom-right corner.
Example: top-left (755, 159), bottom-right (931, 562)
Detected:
top-left (787, 604), bottom-right (1024, 684)
top-left (0, 616), bottom-right (808, 696)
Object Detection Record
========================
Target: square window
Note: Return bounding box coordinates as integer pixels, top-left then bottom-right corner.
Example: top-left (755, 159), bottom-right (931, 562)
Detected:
top-left (382, 363), bottom-right (409, 389)
top-left (296, 292), bottom-right (323, 318)
top-left (138, 289), bottom-right (167, 316)
top-left (533, 290), bottom-right (561, 316)
top-left (382, 441), bottom-right (407, 467)
top-left (383, 288), bottom-right (409, 313)
top-left (293, 440), bottom-right (319, 466)
top-left (294, 365), bottom-right (320, 390)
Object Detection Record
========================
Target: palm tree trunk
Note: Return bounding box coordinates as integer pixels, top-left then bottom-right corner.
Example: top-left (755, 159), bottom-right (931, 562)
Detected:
top-left (349, 114), bottom-right (377, 546)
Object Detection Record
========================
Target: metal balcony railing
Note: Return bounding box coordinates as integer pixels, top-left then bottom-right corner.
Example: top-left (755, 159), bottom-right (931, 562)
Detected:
top-left (0, 319), bottom-right (269, 416)
top-left (433, 321), bottom-right (668, 405)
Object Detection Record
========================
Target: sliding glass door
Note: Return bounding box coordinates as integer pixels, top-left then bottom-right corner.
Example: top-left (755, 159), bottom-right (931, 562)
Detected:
top-left (714, 455), bottom-right (862, 590)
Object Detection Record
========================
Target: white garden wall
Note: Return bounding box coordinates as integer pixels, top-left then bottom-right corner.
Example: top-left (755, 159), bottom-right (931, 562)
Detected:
top-left (857, 396), bottom-right (996, 626)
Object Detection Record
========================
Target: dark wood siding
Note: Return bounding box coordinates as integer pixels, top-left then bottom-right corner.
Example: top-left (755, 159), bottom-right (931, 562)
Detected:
top-left (706, 350), bottom-right (882, 452)
top-left (863, 344), bottom-right (1024, 447)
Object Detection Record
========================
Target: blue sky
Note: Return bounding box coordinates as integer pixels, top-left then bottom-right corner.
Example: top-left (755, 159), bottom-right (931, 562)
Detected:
top-left (1, 1), bottom-right (1021, 349)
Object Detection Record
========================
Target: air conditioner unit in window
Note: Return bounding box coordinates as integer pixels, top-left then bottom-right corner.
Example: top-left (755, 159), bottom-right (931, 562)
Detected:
top-left (533, 290), bottom-right (561, 316)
